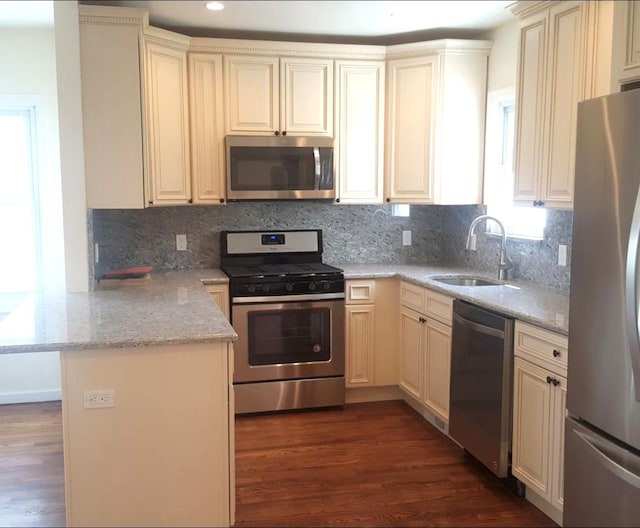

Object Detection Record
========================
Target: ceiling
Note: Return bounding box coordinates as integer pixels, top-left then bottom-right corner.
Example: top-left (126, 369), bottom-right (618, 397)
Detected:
top-left (0, 1), bottom-right (53, 27)
top-left (95, 1), bottom-right (515, 44)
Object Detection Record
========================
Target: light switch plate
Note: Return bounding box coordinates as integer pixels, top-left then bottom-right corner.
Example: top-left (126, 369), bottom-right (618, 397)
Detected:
top-left (176, 234), bottom-right (187, 251)
top-left (558, 244), bottom-right (567, 266)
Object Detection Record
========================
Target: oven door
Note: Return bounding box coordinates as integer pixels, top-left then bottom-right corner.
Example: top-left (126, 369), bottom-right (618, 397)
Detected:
top-left (232, 297), bottom-right (345, 383)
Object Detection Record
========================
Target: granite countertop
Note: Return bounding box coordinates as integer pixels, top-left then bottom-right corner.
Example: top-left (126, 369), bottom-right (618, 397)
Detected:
top-left (0, 269), bottom-right (236, 355)
top-left (336, 264), bottom-right (570, 335)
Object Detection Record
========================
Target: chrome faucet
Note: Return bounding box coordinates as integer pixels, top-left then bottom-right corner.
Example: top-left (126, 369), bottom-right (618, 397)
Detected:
top-left (465, 215), bottom-right (513, 280)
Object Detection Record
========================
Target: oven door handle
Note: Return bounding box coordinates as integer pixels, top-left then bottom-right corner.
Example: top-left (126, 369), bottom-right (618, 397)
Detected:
top-left (233, 292), bottom-right (345, 304)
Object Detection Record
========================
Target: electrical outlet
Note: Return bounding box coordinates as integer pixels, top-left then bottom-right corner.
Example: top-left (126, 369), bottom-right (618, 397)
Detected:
top-left (402, 230), bottom-right (412, 246)
top-left (83, 389), bottom-right (115, 409)
top-left (94, 243), bottom-right (99, 264)
top-left (176, 234), bottom-right (187, 251)
top-left (558, 244), bottom-right (567, 266)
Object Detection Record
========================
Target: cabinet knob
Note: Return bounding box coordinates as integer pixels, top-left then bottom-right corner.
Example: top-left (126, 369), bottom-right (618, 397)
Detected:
top-left (533, 200), bottom-right (546, 207)
top-left (282, 131), bottom-right (287, 136)
top-left (274, 131), bottom-right (280, 136)
top-left (419, 316), bottom-right (427, 324)
top-left (220, 198), bottom-right (225, 204)
top-left (148, 201), bottom-right (153, 205)
top-left (188, 198), bottom-right (193, 204)
top-left (552, 349), bottom-right (561, 358)
top-left (386, 198), bottom-right (391, 203)
top-left (546, 376), bottom-right (560, 387)
top-left (335, 198), bottom-right (341, 203)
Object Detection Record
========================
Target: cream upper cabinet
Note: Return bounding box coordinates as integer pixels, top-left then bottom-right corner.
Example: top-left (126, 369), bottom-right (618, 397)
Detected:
top-left (399, 281), bottom-right (453, 422)
top-left (144, 35), bottom-right (192, 206)
top-left (511, 1), bottom-right (614, 209)
top-left (612, 1), bottom-right (640, 87)
top-left (512, 321), bottom-right (568, 518)
top-left (188, 53), bottom-right (226, 205)
top-left (224, 55), bottom-right (333, 137)
top-left (385, 42), bottom-right (489, 205)
top-left (78, 6), bottom-right (146, 209)
top-left (335, 60), bottom-right (385, 204)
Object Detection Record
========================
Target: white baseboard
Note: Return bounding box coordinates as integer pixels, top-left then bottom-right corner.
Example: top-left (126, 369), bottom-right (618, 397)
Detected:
top-left (0, 389), bottom-right (62, 405)
top-left (346, 385), bottom-right (403, 404)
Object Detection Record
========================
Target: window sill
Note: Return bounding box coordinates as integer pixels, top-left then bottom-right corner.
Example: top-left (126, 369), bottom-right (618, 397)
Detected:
top-left (486, 231), bottom-right (544, 243)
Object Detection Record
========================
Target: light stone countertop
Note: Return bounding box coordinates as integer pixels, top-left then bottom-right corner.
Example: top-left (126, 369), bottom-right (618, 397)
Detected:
top-left (335, 264), bottom-right (570, 336)
top-left (0, 269), bottom-right (235, 355)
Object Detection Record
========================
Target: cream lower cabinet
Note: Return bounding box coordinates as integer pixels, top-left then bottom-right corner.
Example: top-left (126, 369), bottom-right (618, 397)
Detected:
top-left (205, 284), bottom-right (230, 320)
top-left (398, 281), bottom-right (453, 422)
top-left (512, 321), bottom-right (568, 516)
top-left (345, 279), bottom-right (398, 388)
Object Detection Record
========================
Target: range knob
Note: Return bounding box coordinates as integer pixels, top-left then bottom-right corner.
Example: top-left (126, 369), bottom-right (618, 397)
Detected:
top-left (285, 283), bottom-right (294, 292)
top-left (247, 284), bottom-right (256, 294)
top-left (262, 284), bottom-right (270, 293)
top-left (323, 282), bottom-right (331, 290)
top-left (308, 282), bottom-right (316, 291)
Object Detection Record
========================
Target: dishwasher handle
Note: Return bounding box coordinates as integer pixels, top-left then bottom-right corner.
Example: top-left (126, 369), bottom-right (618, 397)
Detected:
top-left (453, 311), bottom-right (505, 339)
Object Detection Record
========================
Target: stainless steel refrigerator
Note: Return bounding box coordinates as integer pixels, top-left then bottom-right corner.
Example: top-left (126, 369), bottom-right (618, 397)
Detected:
top-left (565, 88), bottom-right (640, 526)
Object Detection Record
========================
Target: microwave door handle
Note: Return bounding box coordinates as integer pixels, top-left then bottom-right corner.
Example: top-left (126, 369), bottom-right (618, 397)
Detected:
top-left (625, 180), bottom-right (640, 402)
top-left (313, 147), bottom-right (321, 190)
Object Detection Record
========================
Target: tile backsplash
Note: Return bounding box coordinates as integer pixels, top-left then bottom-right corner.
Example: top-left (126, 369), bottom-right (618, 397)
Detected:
top-left (91, 202), bottom-right (572, 292)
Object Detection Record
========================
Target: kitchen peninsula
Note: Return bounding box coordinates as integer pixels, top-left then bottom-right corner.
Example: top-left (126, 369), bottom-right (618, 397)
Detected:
top-left (0, 270), bottom-right (237, 528)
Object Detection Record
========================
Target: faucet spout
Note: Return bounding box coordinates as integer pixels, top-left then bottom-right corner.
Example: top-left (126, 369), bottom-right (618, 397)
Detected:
top-left (465, 215), bottom-right (512, 280)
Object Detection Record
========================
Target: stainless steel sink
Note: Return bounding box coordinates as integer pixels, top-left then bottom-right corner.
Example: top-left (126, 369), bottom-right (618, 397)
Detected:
top-left (431, 276), bottom-right (503, 287)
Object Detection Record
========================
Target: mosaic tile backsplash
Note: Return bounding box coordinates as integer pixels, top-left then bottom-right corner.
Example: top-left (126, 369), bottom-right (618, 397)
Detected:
top-left (91, 202), bottom-right (572, 291)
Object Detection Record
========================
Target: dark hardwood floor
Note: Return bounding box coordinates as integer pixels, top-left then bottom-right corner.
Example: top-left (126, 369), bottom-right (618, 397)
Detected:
top-left (0, 400), bottom-right (555, 527)
top-left (235, 400), bottom-right (554, 527)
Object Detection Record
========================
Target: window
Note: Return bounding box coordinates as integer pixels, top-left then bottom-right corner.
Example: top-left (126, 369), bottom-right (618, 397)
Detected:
top-left (0, 107), bottom-right (41, 293)
top-left (484, 88), bottom-right (546, 239)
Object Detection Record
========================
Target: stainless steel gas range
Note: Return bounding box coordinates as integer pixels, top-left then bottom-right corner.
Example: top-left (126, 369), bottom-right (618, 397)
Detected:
top-left (220, 230), bottom-right (345, 414)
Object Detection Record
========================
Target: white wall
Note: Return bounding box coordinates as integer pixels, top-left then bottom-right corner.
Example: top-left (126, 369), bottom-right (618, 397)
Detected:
top-left (0, 26), bottom-right (63, 403)
top-left (481, 19), bottom-right (519, 91)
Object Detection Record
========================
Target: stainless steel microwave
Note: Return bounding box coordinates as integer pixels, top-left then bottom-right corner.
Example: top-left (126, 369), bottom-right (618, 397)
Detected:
top-left (225, 136), bottom-right (335, 200)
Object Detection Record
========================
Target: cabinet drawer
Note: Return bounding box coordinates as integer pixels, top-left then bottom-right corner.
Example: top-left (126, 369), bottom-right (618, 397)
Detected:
top-left (400, 281), bottom-right (425, 312)
top-left (346, 280), bottom-right (376, 304)
top-left (515, 321), bottom-right (568, 375)
top-left (424, 289), bottom-right (453, 326)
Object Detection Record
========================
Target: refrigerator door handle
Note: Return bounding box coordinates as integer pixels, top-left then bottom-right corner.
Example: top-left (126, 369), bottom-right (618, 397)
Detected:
top-left (576, 429), bottom-right (640, 489)
top-left (624, 187), bottom-right (640, 401)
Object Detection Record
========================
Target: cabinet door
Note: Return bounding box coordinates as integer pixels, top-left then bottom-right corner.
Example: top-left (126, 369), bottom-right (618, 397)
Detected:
top-left (512, 357), bottom-right (552, 500)
top-left (79, 18), bottom-right (145, 209)
top-left (542, 1), bottom-right (584, 207)
top-left (188, 53), bottom-right (225, 204)
top-left (281, 58), bottom-right (333, 136)
top-left (335, 61), bottom-right (385, 204)
top-left (514, 12), bottom-right (548, 205)
top-left (224, 56), bottom-right (278, 135)
top-left (550, 374), bottom-right (567, 510)
top-left (345, 305), bottom-right (375, 387)
top-left (145, 41), bottom-right (191, 205)
top-left (386, 56), bottom-right (437, 204)
top-left (205, 285), bottom-right (230, 320)
top-left (399, 308), bottom-right (423, 400)
top-left (423, 318), bottom-right (451, 421)
top-left (613, 1), bottom-right (640, 85)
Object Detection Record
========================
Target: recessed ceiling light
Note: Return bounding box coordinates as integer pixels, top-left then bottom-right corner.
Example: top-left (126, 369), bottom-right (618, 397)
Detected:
top-left (205, 2), bottom-right (224, 11)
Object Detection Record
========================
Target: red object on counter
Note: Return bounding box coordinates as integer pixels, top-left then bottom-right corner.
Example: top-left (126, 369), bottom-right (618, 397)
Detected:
top-left (100, 266), bottom-right (152, 279)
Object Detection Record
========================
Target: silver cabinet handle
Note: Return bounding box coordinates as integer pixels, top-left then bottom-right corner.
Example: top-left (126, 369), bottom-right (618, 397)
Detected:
top-left (313, 147), bottom-right (321, 190)
top-left (624, 184), bottom-right (640, 401)
top-left (575, 428), bottom-right (640, 489)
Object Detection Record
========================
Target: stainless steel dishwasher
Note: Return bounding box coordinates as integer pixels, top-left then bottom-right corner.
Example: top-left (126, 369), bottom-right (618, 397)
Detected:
top-left (449, 299), bottom-right (514, 477)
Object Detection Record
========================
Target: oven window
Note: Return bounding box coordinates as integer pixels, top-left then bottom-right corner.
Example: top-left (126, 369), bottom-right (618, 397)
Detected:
top-left (247, 307), bottom-right (331, 365)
